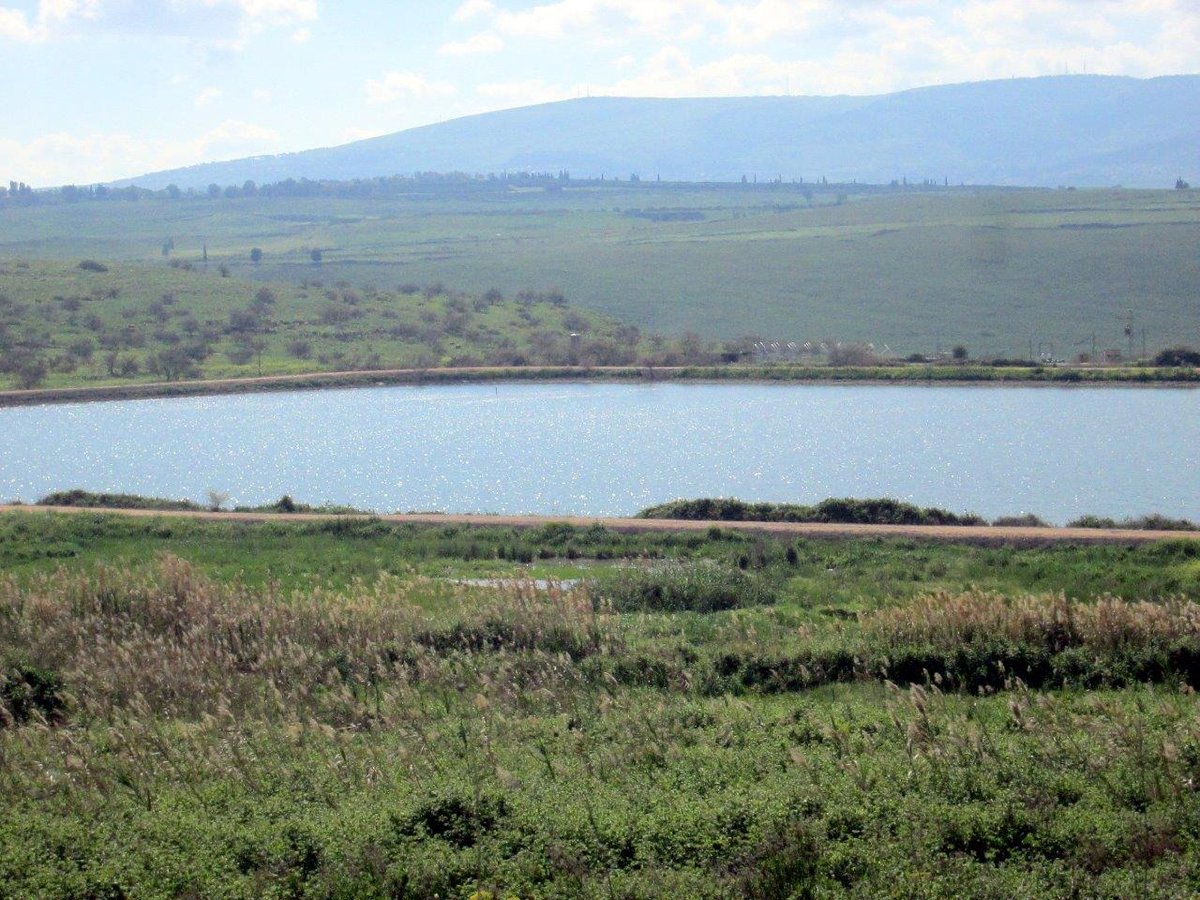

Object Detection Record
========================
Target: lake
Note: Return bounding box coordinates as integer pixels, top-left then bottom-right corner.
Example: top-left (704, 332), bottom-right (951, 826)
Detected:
top-left (2, 382), bottom-right (1197, 523)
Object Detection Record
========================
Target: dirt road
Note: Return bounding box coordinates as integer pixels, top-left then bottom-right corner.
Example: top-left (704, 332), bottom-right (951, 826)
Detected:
top-left (2, 504), bottom-right (1196, 546)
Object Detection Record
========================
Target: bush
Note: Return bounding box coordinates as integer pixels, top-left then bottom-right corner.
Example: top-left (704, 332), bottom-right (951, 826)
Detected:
top-left (1, 663), bottom-right (66, 726)
top-left (1154, 347), bottom-right (1200, 367)
top-left (992, 513), bottom-right (1048, 527)
top-left (589, 562), bottom-right (774, 613)
top-left (77, 260), bottom-right (108, 273)
top-left (286, 339), bottom-right (312, 359)
top-left (1068, 513), bottom-right (1197, 532)
top-left (637, 497), bottom-right (985, 526)
top-left (38, 489), bottom-right (203, 511)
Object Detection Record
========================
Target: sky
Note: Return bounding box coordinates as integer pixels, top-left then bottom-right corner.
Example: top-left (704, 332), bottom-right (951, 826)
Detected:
top-left (2, 0), bottom-right (1197, 186)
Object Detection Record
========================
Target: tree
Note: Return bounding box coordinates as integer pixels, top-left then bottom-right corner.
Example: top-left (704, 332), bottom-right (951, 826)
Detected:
top-left (15, 356), bottom-right (47, 390)
top-left (1176, 177), bottom-right (1191, 190)
top-left (147, 347), bottom-right (199, 381)
top-left (250, 247), bottom-right (263, 264)
top-left (310, 249), bottom-right (323, 265)
top-left (1154, 346), bottom-right (1200, 366)
top-left (952, 345), bottom-right (968, 362)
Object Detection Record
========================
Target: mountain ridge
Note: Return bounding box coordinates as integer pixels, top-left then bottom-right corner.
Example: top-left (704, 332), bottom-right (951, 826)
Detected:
top-left (117, 74), bottom-right (1200, 190)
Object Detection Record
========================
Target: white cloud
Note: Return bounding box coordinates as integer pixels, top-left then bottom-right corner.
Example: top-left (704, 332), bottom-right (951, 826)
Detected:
top-left (252, 87), bottom-right (273, 102)
top-left (0, 0), bottom-right (101, 41)
top-left (365, 71), bottom-right (457, 104)
top-left (0, 120), bottom-right (282, 186)
top-left (440, 31), bottom-right (503, 55)
top-left (0, 7), bottom-right (35, 40)
top-left (476, 79), bottom-right (578, 106)
top-left (0, 0), bottom-right (317, 44)
top-left (453, 0), bottom-right (495, 22)
top-left (451, 0), bottom-right (1200, 84)
top-left (339, 126), bottom-right (389, 143)
top-left (456, 0), bottom-right (817, 44)
top-left (290, 26), bottom-right (310, 42)
top-left (195, 86), bottom-right (224, 106)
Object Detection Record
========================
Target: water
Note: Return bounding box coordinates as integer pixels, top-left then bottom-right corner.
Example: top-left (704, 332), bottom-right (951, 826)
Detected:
top-left (2, 382), bottom-right (1197, 523)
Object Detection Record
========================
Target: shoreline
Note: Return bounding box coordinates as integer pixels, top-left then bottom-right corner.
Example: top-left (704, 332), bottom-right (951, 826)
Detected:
top-left (3, 504), bottom-right (1198, 547)
top-left (2, 363), bottom-right (1197, 408)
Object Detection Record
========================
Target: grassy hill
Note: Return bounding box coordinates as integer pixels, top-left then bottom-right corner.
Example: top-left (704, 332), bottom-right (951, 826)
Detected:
top-left (2, 183), bottom-right (1197, 360)
top-left (0, 259), bottom-right (656, 390)
top-left (115, 75), bottom-right (1200, 190)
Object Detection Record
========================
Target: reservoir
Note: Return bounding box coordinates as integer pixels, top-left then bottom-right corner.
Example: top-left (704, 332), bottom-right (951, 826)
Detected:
top-left (2, 382), bottom-right (1197, 523)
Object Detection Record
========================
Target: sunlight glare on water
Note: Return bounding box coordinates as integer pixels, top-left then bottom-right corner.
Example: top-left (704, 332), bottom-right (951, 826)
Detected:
top-left (2, 382), bottom-right (1197, 523)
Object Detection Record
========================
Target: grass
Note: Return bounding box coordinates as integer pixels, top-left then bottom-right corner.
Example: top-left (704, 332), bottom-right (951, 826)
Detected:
top-left (0, 258), bottom-right (657, 390)
top-left (1, 184), bottom-right (1197, 359)
top-left (2, 513), bottom-right (1200, 896)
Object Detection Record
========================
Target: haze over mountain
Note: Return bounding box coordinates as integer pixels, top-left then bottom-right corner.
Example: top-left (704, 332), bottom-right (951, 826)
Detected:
top-left (120, 75), bottom-right (1199, 191)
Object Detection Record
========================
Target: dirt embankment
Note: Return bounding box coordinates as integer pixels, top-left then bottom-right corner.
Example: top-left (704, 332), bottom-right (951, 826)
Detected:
top-left (2, 504), bottom-right (1196, 547)
top-left (2, 364), bottom-right (1196, 408)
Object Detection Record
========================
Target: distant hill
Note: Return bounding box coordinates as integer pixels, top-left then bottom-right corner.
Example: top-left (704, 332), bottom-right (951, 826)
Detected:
top-left (120, 75), bottom-right (1198, 190)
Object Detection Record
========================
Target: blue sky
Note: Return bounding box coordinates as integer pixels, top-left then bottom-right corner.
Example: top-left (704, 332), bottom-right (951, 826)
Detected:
top-left (2, 0), bottom-right (1197, 186)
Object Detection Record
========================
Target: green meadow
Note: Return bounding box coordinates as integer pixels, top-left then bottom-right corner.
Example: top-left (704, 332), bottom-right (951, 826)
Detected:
top-left (4, 512), bottom-right (1200, 896)
top-left (0, 258), bottom-right (650, 389)
top-left (2, 183), bottom-right (1197, 359)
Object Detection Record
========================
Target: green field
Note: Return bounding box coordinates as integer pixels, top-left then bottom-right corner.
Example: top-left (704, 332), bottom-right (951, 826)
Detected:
top-left (0, 259), bottom-right (657, 390)
top-left (4, 512), bottom-right (1200, 896)
top-left (2, 183), bottom-right (1197, 359)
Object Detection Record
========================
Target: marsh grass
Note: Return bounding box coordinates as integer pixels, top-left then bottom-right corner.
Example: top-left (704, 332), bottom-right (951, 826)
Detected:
top-left (3, 522), bottom-right (1200, 895)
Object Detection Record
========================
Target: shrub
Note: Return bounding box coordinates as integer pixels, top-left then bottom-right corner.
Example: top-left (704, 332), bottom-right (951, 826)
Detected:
top-left (77, 259), bottom-right (108, 272)
top-left (588, 562), bottom-right (774, 613)
top-left (287, 339), bottom-right (312, 359)
top-left (37, 489), bottom-right (203, 511)
top-left (1, 663), bottom-right (66, 726)
top-left (992, 513), bottom-right (1048, 527)
top-left (1154, 347), bottom-right (1200, 367)
top-left (637, 497), bottom-right (985, 526)
top-left (1068, 514), bottom-right (1198, 532)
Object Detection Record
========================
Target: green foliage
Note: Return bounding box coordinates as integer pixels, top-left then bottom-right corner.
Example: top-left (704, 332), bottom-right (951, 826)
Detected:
top-left (3, 187), bottom-right (1197, 360)
top-left (640, 496), bottom-right (986, 526)
top-left (38, 489), bottom-right (203, 511)
top-left (589, 561), bottom-right (775, 612)
top-left (1069, 514), bottom-right (1199, 532)
top-left (1, 518), bottom-right (1200, 896)
top-left (0, 260), bottom-right (667, 390)
top-left (0, 662), bottom-right (66, 726)
top-left (1154, 346), bottom-right (1200, 366)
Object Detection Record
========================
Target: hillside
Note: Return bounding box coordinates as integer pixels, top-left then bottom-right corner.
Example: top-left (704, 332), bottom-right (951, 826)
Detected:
top-left (119, 75), bottom-right (1200, 190)
top-left (2, 186), bottom-right (1197, 356)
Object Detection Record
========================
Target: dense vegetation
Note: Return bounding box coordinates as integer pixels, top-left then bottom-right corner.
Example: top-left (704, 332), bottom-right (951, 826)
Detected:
top-left (3, 512), bottom-right (1200, 896)
top-left (0, 259), bottom-right (692, 390)
top-left (1, 184), bottom-right (1196, 361)
top-left (638, 497), bottom-right (987, 526)
top-left (640, 497), bottom-right (1200, 530)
